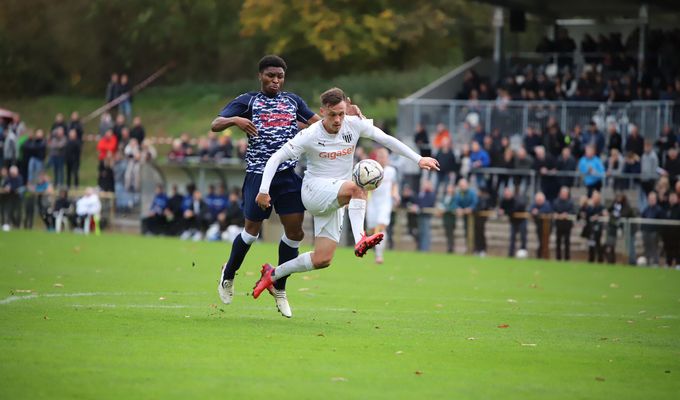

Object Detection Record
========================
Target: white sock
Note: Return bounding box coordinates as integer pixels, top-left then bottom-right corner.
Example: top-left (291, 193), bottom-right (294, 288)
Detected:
top-left (241, 230), bottom-right (259, 245)
top-left (348, 198), bottom-right (367, 244)
top-left (375, 232), bottom-right (386, 259)
top-left (281, 234), bottom-right (301, 248)
top-left (272, 252), bottom-right (313, 281)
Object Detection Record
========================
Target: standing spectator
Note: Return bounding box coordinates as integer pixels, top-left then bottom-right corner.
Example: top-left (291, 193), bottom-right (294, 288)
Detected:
top-left (441, 184), bottom-right (456, 253)
top-left (119, 74), bottom-right (133, 119)
top-left (513, 146), bottom-right (533, 192)
top-left (168, 139), bottom-right (186, 162)
top-left (9, 114), bottom-right (26, 138)
top-left (50, 114), bottom-right (68, 138)
top-left (606, 123), bottom-right (622, 153)
top-left (622, 151), bottom-right (641, 190)
top-left (47, 127), bottom-right (67, 186)
top-left (105, 72), bottom-right (120, 103)
top-left (656, 125), bottom-right (676, 162)
top-left (27, 129), bottom-right (47, 184)
top-left (640, 191), bottom-right (662, 266)
top-left (523, 126), bottom-right (542, 157)
top-left (530, 191), bottom-right (553, 258)
top-left (585, 122), bottom-right (605, 155)
top-left (556, 146), bottom-right (576, 188)
top-left (99, 112), bottom-right (114, 137)
top-left (68, 111), bottom-right (84, 142)
top-left (640, 140), bottom-right (659, 208)
top-left (130, 116), bottom-right (145, 144)
top-left (553, 186), bottom-right (575, 261)
top-left (533, 146), bottom-right (558, 201)
top-left (578, 145), bottom-right (605, 197)
top-left (98, 153), bottom-right (115, 193)
top-left (112, 114), bottom-right (126, 142)
top-left (2, 125), bottom-right (17, 167)
top-left (662, 147), bottom-right (680, 188)
top-left (19, 130), bottom-right (35, 183)
top-left (567, 124), bottom-right (585, 160)
top-left (581, 191), bottom-right (606, 263)
top-left (416, 180), bottom-right (436, 251)
top-left (1, 165), bottom-right (24, 230)
top-left (24, 171), bottom-right (52, 229)
top-left (414, 124), bottom-right (431, 157)
top-left (498, 187), bottom-right (528, 257)
top-left (470, 140), bottom-right (490, 189)
top-left (474, 188), bottom-right (493, 256)
top-left (607, 148), bottom-right (625, 191)
top-left (663, 192), bottom-right (680, 267)
top-left (434, 137), bottom-right (457, 198)
top-left (64, 129), bottom-right (81, 188)
top-left (544, 123), bottom-right (565, 158)
top-left (123, 139), bottom-right (141, 192)
top-left (451, 178), bottom-right (478, 252)
top-left (432, 123), bottom-right (451, 151)
top-left (495, 147), bottom-right (514, 198)
top-left (625, 125), bottom-right (644, 157)
top-left (604, 194), bottom-right (633, 263)
top-left (96, 129), bottom-right (118, 164)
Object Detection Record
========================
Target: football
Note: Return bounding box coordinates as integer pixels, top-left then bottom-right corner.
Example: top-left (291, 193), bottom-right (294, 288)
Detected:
top-left (352, 159), bottom-right (384, 191)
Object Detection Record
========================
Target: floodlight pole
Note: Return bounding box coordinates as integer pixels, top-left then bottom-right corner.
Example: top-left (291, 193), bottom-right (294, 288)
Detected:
top-left (637, 4), bottom-right (648, 83)
top-left (493, 7), bottom-right (505, 84)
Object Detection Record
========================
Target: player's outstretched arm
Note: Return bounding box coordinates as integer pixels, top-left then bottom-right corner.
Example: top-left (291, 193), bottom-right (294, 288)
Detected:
top-left (256, 146), bottom-right (297, 209)
top-left (367, 126), bottom-right (440, 171)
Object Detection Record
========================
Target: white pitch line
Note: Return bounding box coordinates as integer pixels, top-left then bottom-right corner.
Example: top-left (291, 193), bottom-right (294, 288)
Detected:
top-left (0, 291), bottom-right (209, 306)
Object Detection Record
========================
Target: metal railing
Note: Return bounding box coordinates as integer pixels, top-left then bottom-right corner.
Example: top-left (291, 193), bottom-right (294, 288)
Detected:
top-left (397, 99), bottom-right (677, 145)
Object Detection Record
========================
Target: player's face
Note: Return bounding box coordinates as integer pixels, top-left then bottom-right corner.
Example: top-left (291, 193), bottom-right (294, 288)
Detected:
top-left (259, 67), bottom-right (285, 96)
top-left (321, 101), bottom-right (347, 134)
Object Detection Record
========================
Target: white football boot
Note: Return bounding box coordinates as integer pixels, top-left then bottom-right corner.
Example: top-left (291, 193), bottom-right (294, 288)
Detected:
top-left (273, 288), bottom-right (292, 318)
top-left (217, 263), bottom-right (234, 304)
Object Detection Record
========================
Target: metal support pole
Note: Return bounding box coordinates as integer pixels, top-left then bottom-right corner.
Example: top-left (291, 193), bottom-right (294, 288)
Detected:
top-left (637, 4), bottom-right (648, 83)
top-left (492, 8), bottom-right (505, 84)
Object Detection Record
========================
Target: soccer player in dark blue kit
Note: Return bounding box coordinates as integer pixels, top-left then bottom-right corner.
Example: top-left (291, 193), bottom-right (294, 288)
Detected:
top-left (211, 55), bottom-right (321, 318)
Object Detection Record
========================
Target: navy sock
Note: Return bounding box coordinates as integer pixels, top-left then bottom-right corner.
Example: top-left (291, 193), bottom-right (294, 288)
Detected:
top-left (222, 234), bottom-right (252, 280)
top-left (273, 240), bottom-right (298, 290)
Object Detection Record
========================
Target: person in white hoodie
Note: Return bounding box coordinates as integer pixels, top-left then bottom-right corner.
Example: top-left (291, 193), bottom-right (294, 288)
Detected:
top-left (76, 187), bottom-right (102, 233)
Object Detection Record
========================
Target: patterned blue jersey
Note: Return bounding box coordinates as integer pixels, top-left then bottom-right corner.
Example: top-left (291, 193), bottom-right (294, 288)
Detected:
top-left (219, 91), bottom-right (315, 173)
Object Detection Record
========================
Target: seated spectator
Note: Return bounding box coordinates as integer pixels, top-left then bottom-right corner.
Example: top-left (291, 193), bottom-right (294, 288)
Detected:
top-left (75, 187), bottom-right (102, 234)
top-left (207, 189), bottom-right (244, 242)
top-left (432, 123), bottom-right (450, 151)
top-left (180, 189), bottom-right (212, 241)
top-left (168, 139), bottom-right (186, 162)
top-left (213, 133), bottom-right (234, 160)
top-left (179, 133), bottom-right (194, 156)
top-left (43, 188), bottom-right (74, 232)
top-left (206, 184), bottom-right (229, 223)
top-left (578, 145), bottom-right (605, 197)
top-left (142, 184), bottom-right (169, 235)
top-left (1, 165), bottom-right (25, 231)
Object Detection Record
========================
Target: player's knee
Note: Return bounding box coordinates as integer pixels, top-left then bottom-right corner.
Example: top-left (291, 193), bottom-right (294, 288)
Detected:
top-left (312, 253), bottom-right (332, 268)
top-left (350, 183), bottom-right (365, 198)
top-left (285, 228), bottom-right (304, 241)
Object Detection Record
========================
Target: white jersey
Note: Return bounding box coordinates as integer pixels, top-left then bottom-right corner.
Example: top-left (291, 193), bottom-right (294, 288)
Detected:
top-left (283, 116), bottom-right (373, 181)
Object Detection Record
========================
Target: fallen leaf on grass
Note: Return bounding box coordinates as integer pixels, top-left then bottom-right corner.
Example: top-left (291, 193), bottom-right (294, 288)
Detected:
top-left (245, 271), bottom-right (255, 277)
top-left (302, 275), bottom-right (313, 281)
top-left (395, 351), bottom-right (403, 355)
top-left (434, 304), bottom-right (443, 308)
top-left (184, 315), bottom-right (191, 318)
top-left (374, 326), bottom-right (380, 329)
top-left (14, 289), bottom-right (32, 293)
top-left (595, 377), bottom-right (606, 382)
top-left (43, 315), bottom-right (49, 320)
top-left (331, 377), bottom-right (347, 382)
top-left (521, 343), bottom-right (537, 347)
top-left (507, 299), bottom-right (518, 303)
top-left (633, 294), bottom-right (643, 299)
top-left (159, 297), bottom-right (166, 301)
top-left (467, 337), bottom-right (477, 341)
top-left (638, 310), bottom-right (647, 314)
top-left (626, 320), bottom-right (634, 324)
top-left (72, 246), bottom-right (81, 253)
top-left (53, 283), bottom-right (64, 288)
top-left (497, 324), bottom-right (510, 328)
top-left (317, 333), bottom-right (325, 337)
top-left (609, 283), bottom-right (619, 288)
top-left (415, 371), bottom-right (423, 376)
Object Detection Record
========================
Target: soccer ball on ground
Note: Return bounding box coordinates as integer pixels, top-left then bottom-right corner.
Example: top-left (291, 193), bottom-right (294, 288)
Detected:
top-left (352, 159), bottom-right (384, 191)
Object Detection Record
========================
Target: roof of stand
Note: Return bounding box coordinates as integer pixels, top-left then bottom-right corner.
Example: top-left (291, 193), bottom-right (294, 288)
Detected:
top-left (475, 0), bottom-right (680, 19)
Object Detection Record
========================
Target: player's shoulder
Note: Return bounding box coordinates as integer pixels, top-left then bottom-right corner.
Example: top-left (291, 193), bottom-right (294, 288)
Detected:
top-left (231, 91), bottom-right (259, 105)
top-left (345, 115), bottom-right (374, 131)
top-left (280, 91), bottom-right (306, 104)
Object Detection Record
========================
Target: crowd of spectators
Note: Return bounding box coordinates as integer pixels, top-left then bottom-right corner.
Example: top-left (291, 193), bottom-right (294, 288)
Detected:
top-left (397, 115), bottom-right (680, 267)
top-left (458, 28), bottom-right (680, 103)
top-left (141, 182), bottom-right (244, 241)
top-left (166, 130), bottom-right (247, 164)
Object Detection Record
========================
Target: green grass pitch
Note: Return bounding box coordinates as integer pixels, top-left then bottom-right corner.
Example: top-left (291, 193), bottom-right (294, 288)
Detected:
top-left (1, 231), bottom-right (679, 399)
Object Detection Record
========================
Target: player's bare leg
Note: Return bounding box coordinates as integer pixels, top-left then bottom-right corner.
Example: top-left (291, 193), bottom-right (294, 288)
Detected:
top-left (218, 219), bottom-right (261, 304)
top-left (373, 224), bottom-right (387, 264)
top-left (337, 181), bottom-right (383, 257)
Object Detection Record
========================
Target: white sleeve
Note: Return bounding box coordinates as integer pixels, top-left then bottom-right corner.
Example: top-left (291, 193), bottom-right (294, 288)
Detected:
top-left (364, 126), bottom-right (422, 164)
top-left (258, 132), bottom-right (307, 194)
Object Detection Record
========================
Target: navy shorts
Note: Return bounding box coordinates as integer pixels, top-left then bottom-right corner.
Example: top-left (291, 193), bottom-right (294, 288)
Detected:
top-left (241, 167), bottom-right (305, 222)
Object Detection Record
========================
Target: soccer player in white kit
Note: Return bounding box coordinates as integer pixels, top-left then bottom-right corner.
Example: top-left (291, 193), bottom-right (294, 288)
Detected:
top-left (366, 148), bottom-right (399, 264)
top-left (252, 87), bottom-right (439, 300)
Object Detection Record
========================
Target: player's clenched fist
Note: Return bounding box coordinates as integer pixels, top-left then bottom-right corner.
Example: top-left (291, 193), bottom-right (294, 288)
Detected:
top-left (255, 192), bottom-right (271, 210)
top-left (418, 157), bottom-right (440, 171)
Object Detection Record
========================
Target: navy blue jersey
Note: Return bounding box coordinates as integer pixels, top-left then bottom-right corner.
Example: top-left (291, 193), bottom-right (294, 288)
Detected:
top-left (219, 91), bottom-right (315, 173)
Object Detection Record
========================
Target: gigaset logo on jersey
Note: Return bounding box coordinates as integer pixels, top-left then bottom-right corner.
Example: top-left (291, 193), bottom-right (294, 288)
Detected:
top-left (319, 146), bottom-right (354, 160)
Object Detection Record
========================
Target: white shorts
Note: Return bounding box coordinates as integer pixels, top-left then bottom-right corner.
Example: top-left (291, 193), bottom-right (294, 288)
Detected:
top-left (302, 177), bottom-right (347, 242)
top-left (366, 197), bottom-right (392, 229)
